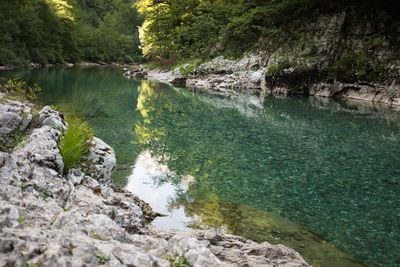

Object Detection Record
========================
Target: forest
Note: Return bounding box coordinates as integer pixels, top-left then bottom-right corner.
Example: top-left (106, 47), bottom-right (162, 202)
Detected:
top-left (136, 0), bottom-right (399, 61)
top-left (0, 0), bottom-right (144, 65)
top-left (0, 0), bottom-right (398, 65)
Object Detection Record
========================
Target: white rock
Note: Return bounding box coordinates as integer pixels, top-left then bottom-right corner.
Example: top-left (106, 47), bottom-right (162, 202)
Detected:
top-left (39, 106), bottom-right (68, 131)
top-left (87, 137), bottom-right (116, 183)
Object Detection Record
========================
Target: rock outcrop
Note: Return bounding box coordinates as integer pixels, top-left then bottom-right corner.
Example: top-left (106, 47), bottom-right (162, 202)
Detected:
top-left (0, 97), bottom-right (309, 266)
top-left (0, 100), bottom-right (33, 144)
top-left (123, 68), bottom-right (148, 79)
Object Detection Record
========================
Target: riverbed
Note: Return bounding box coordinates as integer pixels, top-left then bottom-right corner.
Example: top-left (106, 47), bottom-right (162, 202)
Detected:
top-left (3, 67), bottom-right (400, 266)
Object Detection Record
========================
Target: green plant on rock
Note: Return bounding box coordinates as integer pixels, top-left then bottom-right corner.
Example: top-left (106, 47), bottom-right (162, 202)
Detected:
top-left (179, 65), bottom-right (195, 76)
top-left (178, 59), bottom-right (203, 75)
top-left (266, 59), bottom-right (296, 76)
top-left (167, 255), bottom-right (191, 267)
top-left (33, 184), bottom-right (50, 200)
top-left (0, 132), bottom-right (26, 152)
top-left (59, 118), bottom-right (93, 171)
top-left (96, 253), bottom-right (109, 264)
top-left (19, 217), bottom-right (26, 224)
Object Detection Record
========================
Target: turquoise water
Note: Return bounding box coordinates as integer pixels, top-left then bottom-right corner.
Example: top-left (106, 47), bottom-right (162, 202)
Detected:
top-left (2, 67), bottom-right (400, 266)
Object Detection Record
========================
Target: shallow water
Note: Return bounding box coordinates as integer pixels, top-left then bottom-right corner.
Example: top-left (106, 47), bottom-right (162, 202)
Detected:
top-left (3, 67), bottom-right (400, 266)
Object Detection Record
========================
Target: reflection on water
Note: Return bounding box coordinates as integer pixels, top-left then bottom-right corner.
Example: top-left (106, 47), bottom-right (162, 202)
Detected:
top-left (126, 151), bottom-right (193, 230)
top-left (3, 68), bottom-right (400, 267)
top-left (127, 151), bottom-right (362, 267)
top-left (131, 80), bottom-right (400, 267)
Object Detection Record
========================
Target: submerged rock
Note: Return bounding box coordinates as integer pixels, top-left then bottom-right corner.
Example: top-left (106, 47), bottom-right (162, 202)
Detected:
top-left (0, 98), bottom-right (309, 266)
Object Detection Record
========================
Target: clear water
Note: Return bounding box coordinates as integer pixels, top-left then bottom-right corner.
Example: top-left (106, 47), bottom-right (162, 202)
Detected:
top-left (3, 67), bottom-right (400, 266)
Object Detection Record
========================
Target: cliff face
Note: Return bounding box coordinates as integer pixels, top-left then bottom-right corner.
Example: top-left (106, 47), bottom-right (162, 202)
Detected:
top-left (259, 10), bottom-right (399, 105)
top-left (132, 10), bottom-right (399, 107)
top-left (0, 95), bottom-right (309, 266)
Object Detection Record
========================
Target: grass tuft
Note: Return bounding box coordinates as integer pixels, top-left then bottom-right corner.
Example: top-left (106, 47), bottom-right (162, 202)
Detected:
top-left (60, 118), bottom-right (93, 171)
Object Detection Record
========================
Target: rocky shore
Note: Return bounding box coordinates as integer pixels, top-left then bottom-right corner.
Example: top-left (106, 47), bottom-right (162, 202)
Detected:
top-left (124, 12), bottom-right (399, 108)
top-left (0, 94), bottom-right (308, 266)
top-left (124, 53), bottom-right (400, 108)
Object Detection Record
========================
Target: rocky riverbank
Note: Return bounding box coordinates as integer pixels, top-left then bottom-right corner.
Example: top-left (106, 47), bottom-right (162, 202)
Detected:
top-left (124, 53), bottom-right (400, 108)
top-left (0, 94), bottom-right (309, 266)
top-left (124, 11), bottom-right (399, 107)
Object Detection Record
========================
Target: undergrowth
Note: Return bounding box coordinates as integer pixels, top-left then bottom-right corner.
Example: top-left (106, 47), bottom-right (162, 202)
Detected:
top-left (266, 59), bottom-right (297, 76)
top-left (2, 76), bottom-right (41, 100)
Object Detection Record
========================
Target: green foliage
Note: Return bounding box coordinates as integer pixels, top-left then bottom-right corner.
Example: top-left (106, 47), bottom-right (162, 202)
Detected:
top-left (178, 60), bottom-right (202, 75)
top-left (266, 59), bottom-right (296, 76)
top-left (136, 0), bottom-right (399, 63)
top-left (0, 0), bottom-right (144, 65)
top-left (167, 255), bottom-right (191, 267)
top-left (19, 217), bottom-right (26, 224)
top-left (328, 54), bottom-right (388, 82)
top-left (3, 77), bottom-right (42, 100)
top-left (0, 132), bottom-right (26, 152)
top-left (33, 184), bottom-right (50, 200)
top-left (95, 253), bottom-right (109, 264)
top-left (21, 182), bottom-right (28, 191)
top-left (59, 118), bottom-right (93, 171)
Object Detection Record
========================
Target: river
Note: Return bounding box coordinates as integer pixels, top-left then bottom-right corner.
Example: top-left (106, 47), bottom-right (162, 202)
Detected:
top-left (3, 67), bottom-right (400, 267)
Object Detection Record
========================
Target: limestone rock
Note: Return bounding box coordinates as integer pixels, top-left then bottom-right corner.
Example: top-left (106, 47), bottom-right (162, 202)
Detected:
top-left (0, 112), bottom-right (22, 140)
top-left (67, 168), bottom-right (84, 185)
top-left (123, 68), bottom-right (148, 79)
top-left (0, 100), bottom-right (33, 143)
top-left (39, 106), bottom-right (68, 131)
top-left (86, 137), bottom-right (116, 183)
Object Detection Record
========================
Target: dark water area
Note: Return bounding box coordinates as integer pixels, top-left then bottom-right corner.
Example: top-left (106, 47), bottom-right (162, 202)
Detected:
top-left (2, 67), bottom-right (400, 266)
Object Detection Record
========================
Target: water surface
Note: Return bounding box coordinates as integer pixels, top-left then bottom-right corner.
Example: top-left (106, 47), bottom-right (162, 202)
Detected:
top-left (3, 67), bottom-right (400, 266)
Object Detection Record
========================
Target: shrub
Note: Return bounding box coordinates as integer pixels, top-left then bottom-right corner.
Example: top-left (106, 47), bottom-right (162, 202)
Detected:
top-left (266, 59), bottom-right (296, 76)
top-left (3, 77), bottom-right (41, 100)
top-left (59, 118), bottom-right (93, 171)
